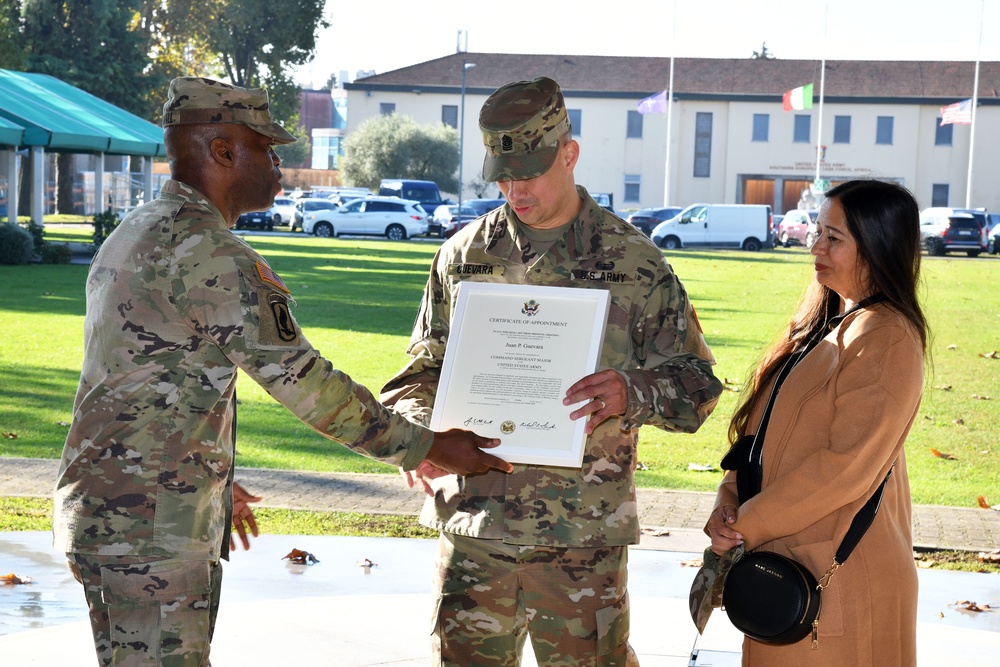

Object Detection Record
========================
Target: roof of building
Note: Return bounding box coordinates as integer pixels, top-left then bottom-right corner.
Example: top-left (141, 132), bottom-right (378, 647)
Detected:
top-left (0, 69), bottom-right (165, 155)
top-left (347, 52), bottom-right (1000, 104)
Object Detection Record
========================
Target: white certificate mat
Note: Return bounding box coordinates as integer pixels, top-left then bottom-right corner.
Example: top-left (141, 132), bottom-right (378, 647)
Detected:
top-left (430, 282), bottom-right (610, 467)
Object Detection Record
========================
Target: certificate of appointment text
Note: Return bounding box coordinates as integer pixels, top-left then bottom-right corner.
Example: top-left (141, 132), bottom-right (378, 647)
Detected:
top-left (430, 282), bottom-right (610, 467)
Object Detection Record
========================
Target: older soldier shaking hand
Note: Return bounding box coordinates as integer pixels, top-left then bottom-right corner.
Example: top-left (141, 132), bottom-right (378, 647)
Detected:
top-left (54, 76), bottom-right (510, 667)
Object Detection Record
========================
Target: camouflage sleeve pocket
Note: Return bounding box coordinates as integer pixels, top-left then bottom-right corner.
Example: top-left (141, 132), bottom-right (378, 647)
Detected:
top-left (595, 591), bottom-right (631, 656)
top-left (101, 559), bottom-right (212, 604)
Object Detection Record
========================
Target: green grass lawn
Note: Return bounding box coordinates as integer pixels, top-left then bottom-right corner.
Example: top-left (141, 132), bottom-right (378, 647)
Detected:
top-left (1, 236), bottom-right (997, 507)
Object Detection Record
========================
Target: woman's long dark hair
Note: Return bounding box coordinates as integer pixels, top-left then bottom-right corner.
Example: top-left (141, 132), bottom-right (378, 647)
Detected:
top-left (728, 179), bottom-right (928, 444)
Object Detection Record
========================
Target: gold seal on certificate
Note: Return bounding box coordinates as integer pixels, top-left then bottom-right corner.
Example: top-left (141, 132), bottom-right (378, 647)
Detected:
top-left (429, 282), bottom-right (610, 467)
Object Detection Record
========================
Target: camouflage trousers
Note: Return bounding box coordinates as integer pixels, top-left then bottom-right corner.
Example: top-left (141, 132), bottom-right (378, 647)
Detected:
top-left (68, 553), bottom-right (222, 667)
top-left (430, 533), bottom-right (640, 667)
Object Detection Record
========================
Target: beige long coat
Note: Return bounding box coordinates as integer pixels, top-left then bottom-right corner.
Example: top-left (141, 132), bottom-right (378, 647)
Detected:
top-left (715, 303), bottom-right (923, 666)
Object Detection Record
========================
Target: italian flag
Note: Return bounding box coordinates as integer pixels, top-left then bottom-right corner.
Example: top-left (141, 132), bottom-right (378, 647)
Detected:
top-left (782, 83), bottom-right (814, 111)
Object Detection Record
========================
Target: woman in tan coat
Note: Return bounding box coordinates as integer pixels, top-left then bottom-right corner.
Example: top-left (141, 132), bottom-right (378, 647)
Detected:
top-left (706, 179), bottom-right (927, 665)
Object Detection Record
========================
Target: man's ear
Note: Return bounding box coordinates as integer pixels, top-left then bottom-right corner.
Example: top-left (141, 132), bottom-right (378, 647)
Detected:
top-left (210, 138), bottom-right (235, 166)
top-left (562, 139), bottom-right (580, 171)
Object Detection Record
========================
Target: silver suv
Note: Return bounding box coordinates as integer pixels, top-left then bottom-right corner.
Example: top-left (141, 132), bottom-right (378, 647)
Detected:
top-left (302, 196), bottom-right (428, 240)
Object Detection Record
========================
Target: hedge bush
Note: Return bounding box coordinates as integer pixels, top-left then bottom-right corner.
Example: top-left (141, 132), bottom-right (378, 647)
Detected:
top-left (0, 222), bottom-right (34, 265)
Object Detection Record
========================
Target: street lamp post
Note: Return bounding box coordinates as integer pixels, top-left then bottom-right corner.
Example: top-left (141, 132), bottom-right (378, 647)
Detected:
top-left (458, 62), bottom-right (476, 210)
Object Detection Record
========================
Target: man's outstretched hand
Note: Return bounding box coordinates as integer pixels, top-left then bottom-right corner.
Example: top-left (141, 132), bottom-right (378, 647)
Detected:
top-left (424, 428), bottom-right (512, 477)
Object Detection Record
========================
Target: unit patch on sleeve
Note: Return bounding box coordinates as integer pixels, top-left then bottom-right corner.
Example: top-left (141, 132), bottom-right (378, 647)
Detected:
top-left (259, 292), bottom-right (300, 345)
top-left (447, 263), bottom-right (505, 277)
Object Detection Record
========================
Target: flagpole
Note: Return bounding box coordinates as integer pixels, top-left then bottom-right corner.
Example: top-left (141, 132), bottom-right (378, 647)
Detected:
top-left (965, 0), bottom-right (984, 208)
top-left (814, 0), bottom-right (829, 183)
top-left (663, 0), bottom-right (677, 207)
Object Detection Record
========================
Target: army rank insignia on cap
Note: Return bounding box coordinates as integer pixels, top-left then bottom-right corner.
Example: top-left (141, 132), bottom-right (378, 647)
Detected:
top-left (256, 261), bottom-right (290, 294)
top-left (501, 135), bottom-right (514, 152)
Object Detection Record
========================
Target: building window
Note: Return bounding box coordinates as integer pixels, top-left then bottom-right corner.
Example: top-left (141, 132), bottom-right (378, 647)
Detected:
top-left (626, 110), bottom-right (643, 138)
top-left (441, 105), bottom-right (458, 129)
top-left (752, 114), bottom-right (769, 142)
top-left (379, 102), bottom-right (395, 116)
top-left (624, 174), bottom-right (640, 202)
top-left (876, 116), bottom-right (893, 145)
top-left (694, 112), bottom-right (712, 178)
top-left (833, 115), bottom-right (851, 143)
top-left (935, 119), bottom-right (953, 146)
top-left (793, 115), bottom-right (810, 143)
top-left (568, 109), bottom-right (582, 136)
top-left (931, 184), bottom-right (949, 207)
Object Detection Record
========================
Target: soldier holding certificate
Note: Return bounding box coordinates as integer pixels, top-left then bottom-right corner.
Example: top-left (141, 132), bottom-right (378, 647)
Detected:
top-left (381, 76), bottom-right (723, 666)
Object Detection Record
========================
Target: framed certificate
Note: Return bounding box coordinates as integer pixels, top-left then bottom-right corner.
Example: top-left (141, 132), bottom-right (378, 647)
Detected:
top-left (429, 282), bottom-right (610, 467)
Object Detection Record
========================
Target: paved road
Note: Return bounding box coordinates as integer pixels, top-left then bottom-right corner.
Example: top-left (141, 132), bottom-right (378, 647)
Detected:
top-left (3, 457), bottom-right (996, 552)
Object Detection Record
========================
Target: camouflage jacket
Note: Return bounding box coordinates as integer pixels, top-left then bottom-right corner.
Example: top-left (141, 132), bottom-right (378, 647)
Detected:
top-left (54, 180), bottom-right (433, 560)
top-left (381, 187), bottom-right (722, 547)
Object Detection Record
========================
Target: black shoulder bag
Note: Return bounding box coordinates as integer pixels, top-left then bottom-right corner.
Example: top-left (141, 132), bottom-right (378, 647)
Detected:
top-left (719, 296), bottom-right (893, 648)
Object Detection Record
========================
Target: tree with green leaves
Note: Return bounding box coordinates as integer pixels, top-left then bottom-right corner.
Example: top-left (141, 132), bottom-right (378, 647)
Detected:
top-left (0, 0), bottom-right (23, 70)
top-left (342, 114), bottom-right (459, 192)
top-left (752, 42), bottom-right (775, 60)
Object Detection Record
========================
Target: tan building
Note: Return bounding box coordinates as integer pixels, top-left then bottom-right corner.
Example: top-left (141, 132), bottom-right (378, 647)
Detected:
top-left (341, 53), bottom-right (1000, 214)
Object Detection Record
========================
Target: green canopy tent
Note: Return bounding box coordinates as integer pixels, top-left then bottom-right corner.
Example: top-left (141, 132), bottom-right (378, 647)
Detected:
top-left (0, 69), bottom-right (165, 223)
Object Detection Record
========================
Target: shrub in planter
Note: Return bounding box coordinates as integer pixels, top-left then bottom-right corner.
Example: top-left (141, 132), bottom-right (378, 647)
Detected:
top-left (92, 209), bottom-right (121, 251)
top-left (0, 222), bottom-right (34, 265)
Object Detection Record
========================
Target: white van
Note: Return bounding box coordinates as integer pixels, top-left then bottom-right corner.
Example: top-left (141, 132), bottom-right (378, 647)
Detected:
top-left (651, 204), bottom-right (774, 251)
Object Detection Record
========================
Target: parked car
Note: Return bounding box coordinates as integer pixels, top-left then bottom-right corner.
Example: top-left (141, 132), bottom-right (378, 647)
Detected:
top-left (302, 196), bottom-right (428, 240)
top-left (989, 217), bottom-right (1000, 254)
top-left (777, 209), bottom-right (819, 247)
top-left (919, 208), bottom-right (988, 257)
top-left (378, 179), bottom-right (450, 218)
top-left (921, 213), bottom-right (986, 256)
top-left (292, 198), bottom-right (340, 231)
top-left (463, 198), bottom-right (506, 217)
top-left (268, 196), bottom-right (296, 226)
top-left (234, 209), bottom-right (273, 231)
top-left (650, 204), bottom-right (774, 251)
top-left (626, 207), bottom-right (683, 236)
top-left (431, 204), bottom-right (479, 238)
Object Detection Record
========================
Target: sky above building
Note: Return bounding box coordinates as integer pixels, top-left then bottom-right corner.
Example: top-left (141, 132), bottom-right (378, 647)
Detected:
top-left (293, 0), bottom-right (999, 89)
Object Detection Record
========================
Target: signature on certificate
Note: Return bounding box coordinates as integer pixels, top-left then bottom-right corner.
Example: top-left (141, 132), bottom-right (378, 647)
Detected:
top-left (464, 417), bottom-right (495, 427)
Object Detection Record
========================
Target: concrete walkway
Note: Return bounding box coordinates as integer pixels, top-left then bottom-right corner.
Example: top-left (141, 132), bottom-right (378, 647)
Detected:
top-left (2, 456), bottom-right (997, 552)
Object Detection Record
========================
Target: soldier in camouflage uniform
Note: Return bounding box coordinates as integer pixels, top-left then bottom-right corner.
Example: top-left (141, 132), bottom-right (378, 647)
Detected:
top-left (54, 76), bottom-right (511, 667)
top-left (380, 77), bottom-right (723, 666)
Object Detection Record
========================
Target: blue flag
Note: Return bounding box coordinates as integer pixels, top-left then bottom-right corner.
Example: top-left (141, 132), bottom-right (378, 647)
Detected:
top-left (637, 90), bottom-right (668, 114)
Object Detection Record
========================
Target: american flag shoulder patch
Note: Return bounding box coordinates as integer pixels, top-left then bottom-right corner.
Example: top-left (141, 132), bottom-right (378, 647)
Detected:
top-left (256, 261), bottom-right (290, 294)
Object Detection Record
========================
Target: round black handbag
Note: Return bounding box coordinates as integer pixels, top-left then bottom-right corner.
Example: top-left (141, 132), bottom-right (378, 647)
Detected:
top-left (722, 550), bottom-right (821, 645)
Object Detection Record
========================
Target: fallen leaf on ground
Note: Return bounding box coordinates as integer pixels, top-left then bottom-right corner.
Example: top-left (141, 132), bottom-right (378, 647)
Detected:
top-left (688, 463), bottom-right (718, 472)
top-left (915, 559), bottom-right (936, 569)
top-left (977, 550), bottom-right (1000, 564)
top-left (979, 350), bottom-right (998, 359)
top-left (952, 418), bottom-right (965, 426)
top-left (680, 558), bottom-right (703, 568)
top-left (947, 344), bottom-right (958, 350)
top-left (935, 385), bottom-right (952, 391)
top-left (2, 432), bottom-right (17, 439)
top-left (57, 421), bottom-right (70, 427)
top-left (2, 573), bottom-right (32, 585)
top-left (641, 528), bottom-right (671, 537)
top-left (282, 548), bottom-right (319, 565)
top-left (930, 449), bottom-right (957, 460)
top-left (948, 600), bottom-right (993, 613)
top-left (636, 462), bottom-right (649, 471)
top-left (971, 394), bottom-right (991, 400)
top-left (357, 558), bottom-right (378, 568)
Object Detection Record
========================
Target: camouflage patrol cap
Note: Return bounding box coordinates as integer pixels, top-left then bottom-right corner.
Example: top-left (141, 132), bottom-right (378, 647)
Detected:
top-left (479, 76), bottom-right (571, 182)
top-left (162, 77), bottom-right (297, 145)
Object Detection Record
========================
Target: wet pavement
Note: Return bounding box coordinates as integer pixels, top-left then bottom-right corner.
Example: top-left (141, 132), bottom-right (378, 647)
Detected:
top-left (1, 531), bottom-right (998, 666)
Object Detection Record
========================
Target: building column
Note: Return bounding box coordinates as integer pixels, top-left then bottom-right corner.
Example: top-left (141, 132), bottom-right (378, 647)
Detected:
top-left (143, 156), bottom-right (153, 206)
top-left (4, 149), bottom-right (17, 223)
top-left (30, 146), bottom-right (43, 224)
top-left (94, 153), bottom-right (105, 214)
top-left (773, 176), bottom-right (784, 214)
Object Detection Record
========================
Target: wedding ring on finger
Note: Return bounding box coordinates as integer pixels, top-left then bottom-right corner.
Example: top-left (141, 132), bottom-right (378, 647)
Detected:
top-left (596, 397), bottom-right (606, 411)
